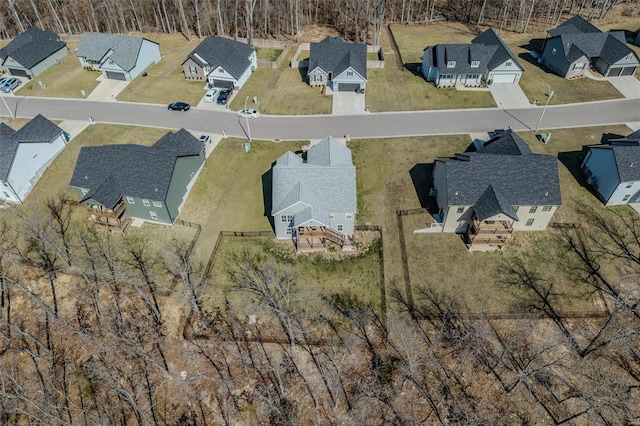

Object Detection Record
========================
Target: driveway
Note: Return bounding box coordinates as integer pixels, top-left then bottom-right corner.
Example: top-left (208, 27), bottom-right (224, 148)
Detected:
top-left (489, 84), bottom-right (531, 109)
top-left (86, 76), bottom-right (129, 101)
top-left (332, 92), bottom-right (367, 115)
top-left (608, 76), bottom-right (640, 99)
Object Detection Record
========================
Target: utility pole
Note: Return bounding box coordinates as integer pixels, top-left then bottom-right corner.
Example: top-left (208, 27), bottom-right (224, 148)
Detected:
top-left (535, 85), bottom-right (554, 133)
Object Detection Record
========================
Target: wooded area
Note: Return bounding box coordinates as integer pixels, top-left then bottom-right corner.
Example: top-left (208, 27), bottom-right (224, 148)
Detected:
top-left (2, 0), bottom-right (639, 45)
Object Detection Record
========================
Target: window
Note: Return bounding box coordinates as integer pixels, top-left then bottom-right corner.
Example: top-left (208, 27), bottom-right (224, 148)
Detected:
top-left (346, 213), bottom-right (353, 219)
top-left (526, 219), bottom-right (535, 226)
top-left (189, 66), bottom-right (197, 74)
top-left (627, 54), bottom-right (634, 60)
top-left (126, 196), bottom-right (135, 204)
top-left (471, 60), bottom-right (480, 68)
top-left (81, 188), bottom-right (89, 195)
top-left (3, 192), bottom-right (10, 198)
top-left (314, 74), bottom-right (323, 82)
top-left (574, 62), bottom-right (586, 70)
top-left (346, 71), bottom-right (353, 76)
top-left (153, 201), bottom-right (162, 208)
top-left (529, 206), bottom-right (538, 214)
top-left (285, 227), bottom-right (292, 235)
top-left (626, 183), bottom-right (634, 188)
top-left (142, 199), bottom-right (150, 207)
top-left (542, 205), bottom-right (552, 212)
top-left (218, 68), bottom-right (224, 73)
top-left (281, 214), bottom-right (293, 223)
top-left (456, 207), bottom-right (464, 214)
top-left (447, 60), bottom-right (456, 68)
top-left (150, 211), bottom-right (158, 220)
top-left (623, 194), bottom-right (631, 202)
top-left (469, 74), bottom-right (479, 79)
top-left (505, 61), bottom-right (512, 67)
top-left (337, 224), bottom-right (344, 232)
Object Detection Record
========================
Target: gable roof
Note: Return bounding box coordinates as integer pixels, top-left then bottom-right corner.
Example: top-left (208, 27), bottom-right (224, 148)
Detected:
top-left (70, 129), bottom-right (204, 208)
top-left (0, 114), bottom-right (64, 180)
top-left (548, 14), bottom-right (601, 36)
top-left (478, 129), bottom-right (532, 155)
top-left (587, 140), bottom-right (640, 183)
top-left (425, 28), bottom-right (522, 74)
top-left (0, 27), bottom-right (66, 69)
top-left (309, 37), bottom-right (367, 81)
top-left (184, 36), bottom-right (254, 80)
top-left (272, 136), bottom-right (356, 221)
top-left (77, 32), bottom-right (155, 71)
top-left (474, 185), bottom-right (519, 221)
top-left (436, 132), bottom-right (561, 212)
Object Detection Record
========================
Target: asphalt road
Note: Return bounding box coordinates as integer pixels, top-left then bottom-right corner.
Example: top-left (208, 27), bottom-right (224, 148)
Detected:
top-left (3, 95), bottom-right (640, 140)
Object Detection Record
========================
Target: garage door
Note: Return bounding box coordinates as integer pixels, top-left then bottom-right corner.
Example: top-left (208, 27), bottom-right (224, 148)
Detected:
top-left (337, 83), bottom-right (360, 92)
top-left (211, 79), bottom-right (234, 89)
top-left (105, 71), bottom-right (127, 81)
top-left (607, 67), bottom-right (623, 77)
top-left (491, 74), bottom-right (517, 84)
top-left (621, 67), bottom-right (637, 76)
top-left (7, 68), bottom-right (29, 78)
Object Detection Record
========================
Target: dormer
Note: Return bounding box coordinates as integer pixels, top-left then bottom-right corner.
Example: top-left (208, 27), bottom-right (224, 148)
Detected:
top-left (447, 60), bottom-right (456, 68)
top-left (471, 60), bottom-right (480, 68)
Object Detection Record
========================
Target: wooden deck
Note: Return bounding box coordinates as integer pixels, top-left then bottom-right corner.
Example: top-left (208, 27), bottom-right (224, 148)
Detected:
top-left (465, 215), bottom-right (513, 251)
top-left (296, 226), bottom-right (352, 253)
top-left (85, 200), bottom-right (131, 234)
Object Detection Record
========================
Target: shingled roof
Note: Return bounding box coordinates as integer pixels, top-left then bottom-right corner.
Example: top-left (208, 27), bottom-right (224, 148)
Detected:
top-left (436, 131), bottom-right (561, 218)
top-left (184, 36), bottom-right (254, 79)
top-left (70, 129), bottom-right (204, 208)
top-left (77, 32), bottom-right (156, 72)
top-left (272, 136), bottom-right (356, 226)
top-left (309, 37), bottom-right (367, 81)
top-left (0, 27), bottom-right (66, 69)
top-left (0, 114), bottom-right (64, 180)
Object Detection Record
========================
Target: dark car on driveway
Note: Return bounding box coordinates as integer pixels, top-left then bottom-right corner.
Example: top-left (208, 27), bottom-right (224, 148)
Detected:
top-left (168, 101), bottom-right (190, 111)
top-left (216, 89), bottom-right (233, 105)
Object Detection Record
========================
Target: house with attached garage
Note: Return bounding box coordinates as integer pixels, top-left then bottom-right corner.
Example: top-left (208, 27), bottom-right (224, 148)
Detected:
top-left (0, 114), bottom-right (68, 204)
top-left (426, 130), bottom-right (561, 251)
top-left (422, 28), bottom-right (523, 87)
top-left (581, 130), bottom-right (640, 206)
top-left (308, 37), bottom-right (367, 93)
top-left (539, 14), bottom-right (638, 78)
top-left (76, 32), bottom-right (161, 81)
top-left (70, 129), bottom-right (205, 233)
top-left (0, 27), bottom-right (67, 79)
top-left (182, 36), bottom-right (256, 90)
top-left (271, 136), bottom-right (357, 253)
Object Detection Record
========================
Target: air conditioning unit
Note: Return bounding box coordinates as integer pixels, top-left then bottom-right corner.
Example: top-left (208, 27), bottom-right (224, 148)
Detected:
top-left (428, 188), bottom-right (437, 197)
top-left (587, 176), bottom-right (597, 185)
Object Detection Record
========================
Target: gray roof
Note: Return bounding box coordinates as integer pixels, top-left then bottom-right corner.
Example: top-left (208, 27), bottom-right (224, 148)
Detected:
top-left (184, 36), bottom-right (254, 80)
top-left (0, 27), bottom-right (66, 69)
top-left (0, 114), bottom-right (64, 180)
top-left (70, 129), bottom-right (204, 208)
top-left (478, 129), bottom-right (532, 155)
top-left (548, 14), bottom-right (600, 37)
top-left (424, 28), bottom-right (522, 74)
top-left (77, 32), bottom-right (156, 72)
top-left (271, 136), bottom-right (356, 221)
top-left (588, 144), bottom-right (640, 182)
top-left (436, 133), bottom-right (561, 213)
top-left (309, 37), bottom-right (367, 81)
top-left (474, 185), bottom-right (519, 221)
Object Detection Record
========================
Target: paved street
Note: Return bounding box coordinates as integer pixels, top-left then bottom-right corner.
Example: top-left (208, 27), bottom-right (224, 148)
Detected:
top-left (1, 95), bottom-right (639, 140)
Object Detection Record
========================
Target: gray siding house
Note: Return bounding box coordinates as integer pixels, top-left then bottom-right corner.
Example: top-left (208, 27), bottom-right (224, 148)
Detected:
top-left (0, 27), bottom-right (67, 79)
top-left (539, 15), bottom-right (638, 78)
top-left (70, 129), bottom-right (205, 232)
top-left (423, 28), bottom-right (523, 87)
top-left (427, 130), bottom-right (561, 251)
top-left (272, 136), bottom-right (357, 252)
top-left (76, 33), bottom-right (161, 81)
top-left (182, 36), bottom-right (256, 90)
top-left (0, 114), bottom-right (67, 204)
top-left (581, 130), bottom-right (640, 206)
top-left (308, 37), bottom-right (367, 92)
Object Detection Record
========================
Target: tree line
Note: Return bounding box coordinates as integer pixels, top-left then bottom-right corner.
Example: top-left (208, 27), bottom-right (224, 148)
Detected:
top-left (2, 0), bottom-right (638, 45)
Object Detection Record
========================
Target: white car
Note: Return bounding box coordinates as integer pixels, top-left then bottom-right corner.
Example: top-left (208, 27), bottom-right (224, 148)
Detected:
top-left (237, 109), bottom-right (260, 119)
top-left (203, 89), bottom-right (218, 103)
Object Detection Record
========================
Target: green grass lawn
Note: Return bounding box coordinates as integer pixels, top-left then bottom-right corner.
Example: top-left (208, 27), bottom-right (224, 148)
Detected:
top-left (117, 33), bottom-right (207, 105)
top-left (17, 42), bottom-right (101, 98)
top-left (256, 47), bottom-right (283, 61)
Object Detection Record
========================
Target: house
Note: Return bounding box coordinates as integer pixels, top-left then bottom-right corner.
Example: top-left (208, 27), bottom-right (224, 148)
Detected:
top-left (0, 27), bottom-right (67, 79)
top-left (581, 130), bottom-right (640, 206)
top-left (429, 130), bottom-right (561, 251)
top-left (0, 114), bottom-right (68, 204)
top-left (76, 32), bottom-right (161, 81)
top-left (539, 15), bottom-right (638, 78)
top-left (422, 28), bottom-right (523, 87)
top-left (182, 36), bottom-right (256, 90)
top-left (308, 37), bottom-right (367, 93)
top-left (635, 31), bottom-right (640, 47)
top-left (271, 136), bottom-right (357, 252)
top-left (70, 129), bottom-right (205, 232)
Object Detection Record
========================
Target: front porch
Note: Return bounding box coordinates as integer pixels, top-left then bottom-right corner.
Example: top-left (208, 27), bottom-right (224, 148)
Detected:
top-left (85, 200), bottom-right (131, 234)
top-left (464, 213), bottom-right (513, 251)
top-left (295, 225), bottom-right (353, 253)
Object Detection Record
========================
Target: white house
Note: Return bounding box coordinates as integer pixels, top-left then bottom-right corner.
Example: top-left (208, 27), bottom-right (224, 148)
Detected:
top-left (0, 115), bottom-right (68, 204)
top-left (582, 130), bottom-right (640, 206)
top-left (76, 33), bottom-right (161, 81)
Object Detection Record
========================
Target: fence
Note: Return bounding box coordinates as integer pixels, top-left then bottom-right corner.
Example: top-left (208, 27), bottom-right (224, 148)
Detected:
top-left (290, 43), bottom-right (310, 68)
top-left (367, 45), bottom-right (385, 69)
top-left (386, 24), bottom-right (405, 71)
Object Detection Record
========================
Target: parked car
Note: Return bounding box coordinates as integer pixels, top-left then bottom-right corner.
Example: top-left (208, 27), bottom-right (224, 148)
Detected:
top-left (203, 89), bottom-right (218, 103)
top-left (237, 109), bottom-right (260, 119)
top-left (199, 134), bottom-right (211, 145)
top-left (167, 101), bottom-right (190, 111)
top-left (216, 88), bottom-right (233, 105)
top-left (1, 77), bottom-right (21, 93)
top-left (0, 77), bottom-right (9, 87)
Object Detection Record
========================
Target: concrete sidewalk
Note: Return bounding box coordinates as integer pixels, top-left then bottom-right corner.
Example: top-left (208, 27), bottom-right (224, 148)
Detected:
top-left (609, 76), bottom-right (640, 99)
